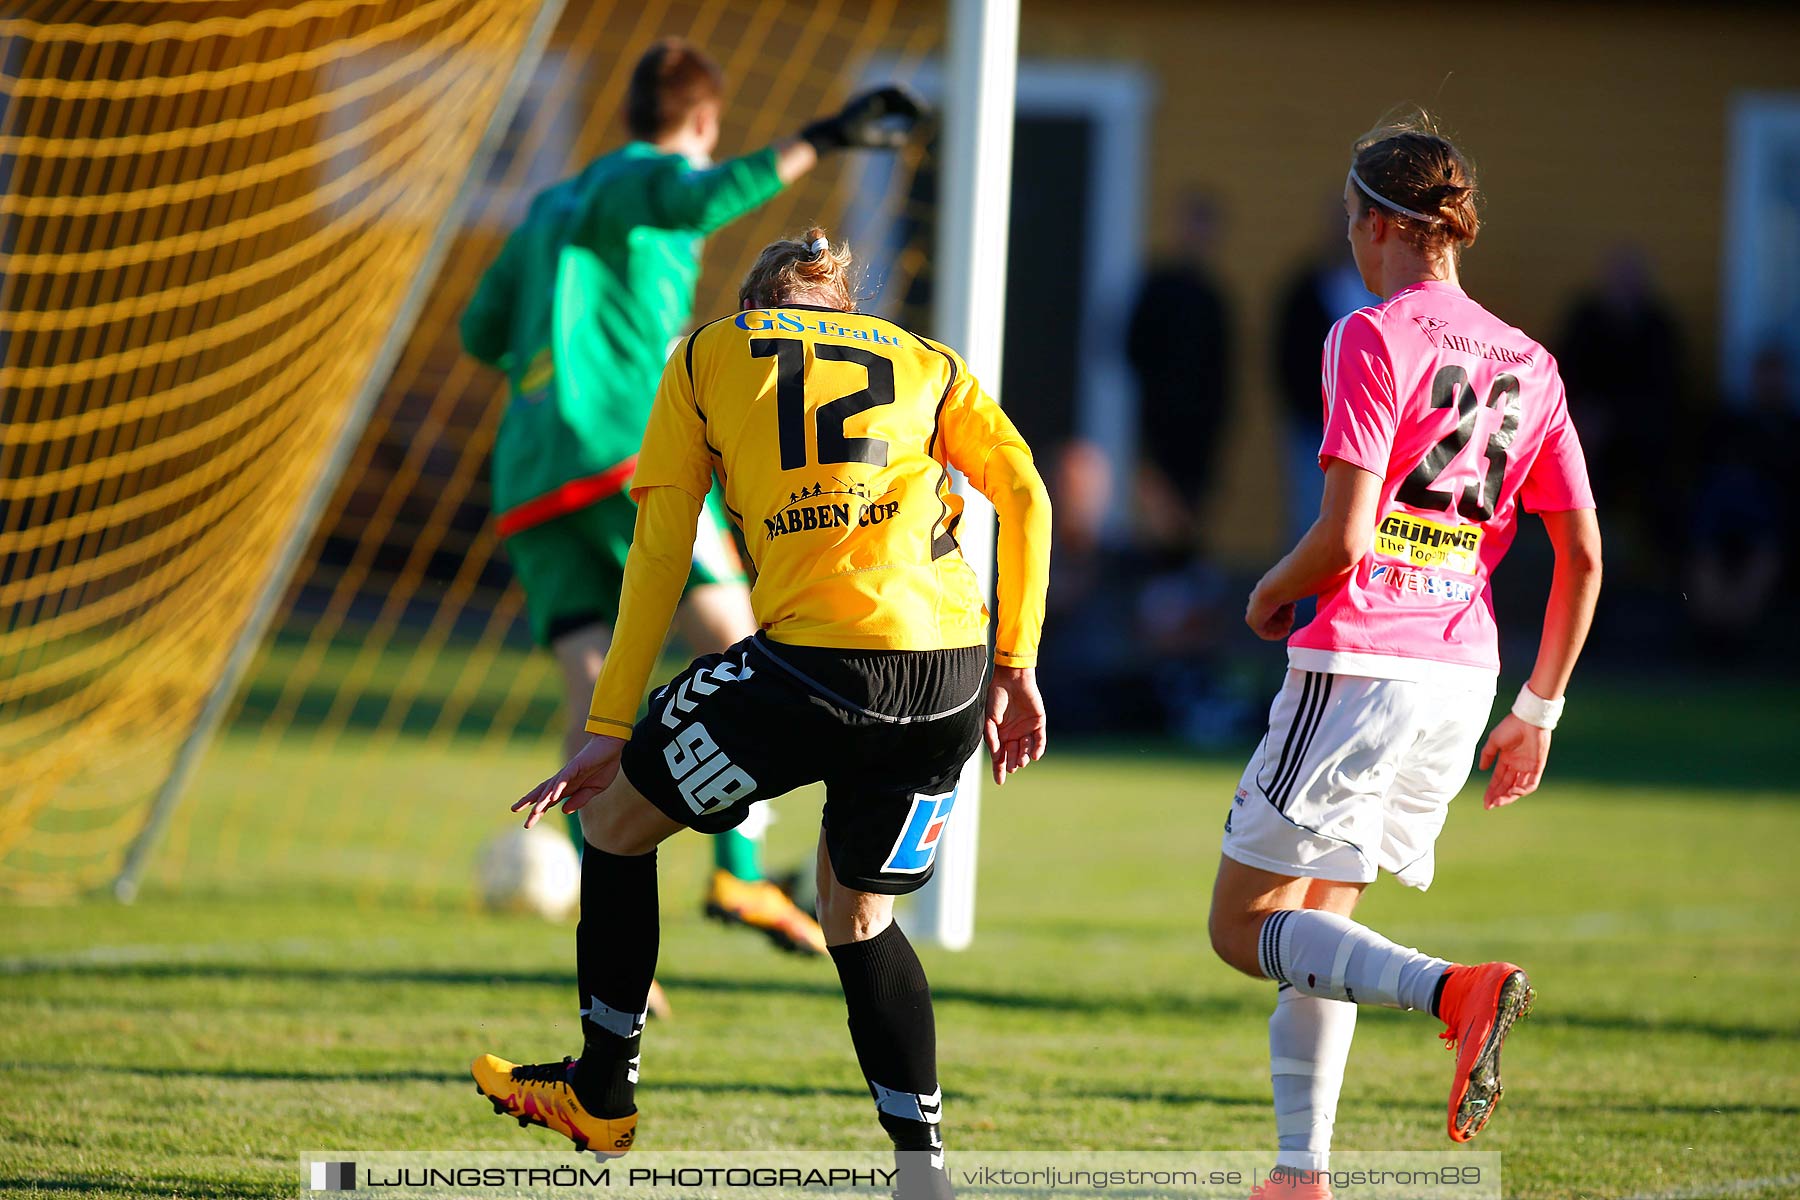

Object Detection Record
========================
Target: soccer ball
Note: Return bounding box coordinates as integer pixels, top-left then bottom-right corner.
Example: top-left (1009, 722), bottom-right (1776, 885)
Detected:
top-left (476, 827), bottom-right (580, 920)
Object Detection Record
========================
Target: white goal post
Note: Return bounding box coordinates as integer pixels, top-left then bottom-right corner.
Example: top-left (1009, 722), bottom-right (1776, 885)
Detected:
top-left (909, 0), bottom-right (1020, 951)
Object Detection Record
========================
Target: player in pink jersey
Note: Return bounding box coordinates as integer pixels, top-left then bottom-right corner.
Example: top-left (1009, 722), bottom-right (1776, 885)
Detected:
top-left (1209, 116), bottom-right (1603, 1200)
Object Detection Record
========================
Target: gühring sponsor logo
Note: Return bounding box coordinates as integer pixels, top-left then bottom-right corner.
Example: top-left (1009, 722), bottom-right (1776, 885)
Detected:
top-left (1370, 563), bottom-right (1475, 602)
top-left (736, 308), bottom-right (902, 346)
top-left (1374, 512), bottom-right (1483, 572)
top-left (765, 480), bottom-right (900, 541)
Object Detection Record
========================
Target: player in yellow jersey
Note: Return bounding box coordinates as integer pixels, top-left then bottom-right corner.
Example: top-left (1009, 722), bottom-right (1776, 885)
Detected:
top-left (473, 229), bottom-right (1052, 1198)
top-left (467, 42), bottom-right (928, 968)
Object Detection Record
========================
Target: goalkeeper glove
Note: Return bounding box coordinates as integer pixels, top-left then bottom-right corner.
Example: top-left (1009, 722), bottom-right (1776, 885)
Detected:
top-left (800, 85), bottom-right (929, 153)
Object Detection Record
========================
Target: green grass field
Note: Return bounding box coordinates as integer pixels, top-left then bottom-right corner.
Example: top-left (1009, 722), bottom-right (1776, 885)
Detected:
top-left (2, 681), bottom-right (1797, 1199)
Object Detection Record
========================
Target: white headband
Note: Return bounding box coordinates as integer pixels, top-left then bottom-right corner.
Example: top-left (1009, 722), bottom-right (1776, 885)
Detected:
top-left (1348, 167), bottom-right (1444, 225)
top-left (805, 236), bottom-right (829, 259)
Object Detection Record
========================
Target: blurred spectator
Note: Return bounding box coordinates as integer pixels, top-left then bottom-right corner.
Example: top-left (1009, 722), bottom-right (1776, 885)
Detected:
top-left (1135, 557), bottom-right (1246, 747)
top-left (1127, 191), bottom-right (1232, 538)
top-left (1556, 245), bottom-right (1684, 538)
top-left (1686, 344), bottom-right (1796, 652)
top-left (1273, 202), bottom-right (1379, 543)
top-left (1038, 439), bottom-right (1247, 744)
top-left (1038, 441), bottom-right (1159, 733)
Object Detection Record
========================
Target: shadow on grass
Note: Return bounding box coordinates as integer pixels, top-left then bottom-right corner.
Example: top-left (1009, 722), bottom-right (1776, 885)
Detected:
top-left (0, 1177), bottom-right (285, 1200)
top-left (29, 1058), bottom-right (1329, 1117)
top-left (4, 1061), bottom-right (873, 1102)
top-left (1335, 1003), bottom-right (1799, 1046)
top-left (5, 1062), bottom-right (467, 1085)
top-left (1537, 1099), bottom-right (1800, 1118)
top-left (1523, 1009), bottom-right (1799, 1045)
top-left (1068, 1087), bottom-right (1269, 1109)
top-left (659, 972), bottom-right (1265, 1023)
top-left (3, 958), bottom-right (1265, 1023)
top-left (18, 958), bottom-right (1800, 1042)
top-left (658, 1078), bottom-right (869, 1101)
top-left (20, 956), bottom-right (1800, 1043)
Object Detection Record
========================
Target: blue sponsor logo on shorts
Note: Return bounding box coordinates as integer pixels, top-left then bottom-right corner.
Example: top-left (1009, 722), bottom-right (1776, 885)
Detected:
top-left (882, 789), bottom-right (957, 875)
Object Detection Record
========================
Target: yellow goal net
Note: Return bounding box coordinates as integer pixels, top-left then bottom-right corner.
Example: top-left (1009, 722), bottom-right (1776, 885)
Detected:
top-left (0, 0), bottom-right (940, 903)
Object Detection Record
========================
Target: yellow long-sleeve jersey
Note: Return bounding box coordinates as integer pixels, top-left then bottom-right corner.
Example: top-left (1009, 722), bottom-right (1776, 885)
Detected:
top-left (587, 305), bottom-right (1050, 735)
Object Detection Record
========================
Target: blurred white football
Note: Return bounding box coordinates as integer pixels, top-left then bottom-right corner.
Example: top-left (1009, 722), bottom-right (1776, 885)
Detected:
top-left (476, 826), bottom-right (580, 920)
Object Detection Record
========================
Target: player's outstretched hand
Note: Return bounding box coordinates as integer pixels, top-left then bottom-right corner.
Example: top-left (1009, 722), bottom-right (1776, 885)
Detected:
top-left (985, 664), bottom-right (1047, 786)
top-left (800, 85), bottom-right (930, 153)
top-left (1478, 713), bottom-right (1550, 810)
top-left (512, 734), bottom-right (627, 829)
top-left (1245, 585), bottom-right (1297, 641)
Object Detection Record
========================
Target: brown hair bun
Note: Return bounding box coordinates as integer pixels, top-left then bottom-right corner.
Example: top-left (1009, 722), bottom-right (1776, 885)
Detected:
top-left (1351, 109), bottom-right (1480, 251)
top-left (739, 226), bottom-right (860, 311)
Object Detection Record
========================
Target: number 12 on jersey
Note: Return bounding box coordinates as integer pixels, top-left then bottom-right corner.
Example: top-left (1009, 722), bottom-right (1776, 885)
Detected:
top-left (751, 337), bottom-right (896, 471)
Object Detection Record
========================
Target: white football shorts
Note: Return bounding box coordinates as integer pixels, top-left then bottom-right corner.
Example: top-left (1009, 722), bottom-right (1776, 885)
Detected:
top-left (1221, 670), bottom-right (1494, 891)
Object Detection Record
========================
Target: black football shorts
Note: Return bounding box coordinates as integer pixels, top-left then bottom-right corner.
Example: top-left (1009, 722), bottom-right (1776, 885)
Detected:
top-left (619, 634), bottom-right (987, 895)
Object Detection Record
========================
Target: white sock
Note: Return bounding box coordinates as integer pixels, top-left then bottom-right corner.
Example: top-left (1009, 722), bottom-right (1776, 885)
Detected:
top-left (1259, 909), bottom-right (1450, 1011)
top-left (1270, 985), bottom-right (1356, 1173)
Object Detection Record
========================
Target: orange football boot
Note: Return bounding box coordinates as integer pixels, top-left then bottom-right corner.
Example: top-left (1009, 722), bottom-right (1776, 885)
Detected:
top-left (703, 869), bottom-right (827, 956)
top-left (1436, 962), bottom-right (1534, 1142)
top-left (472, 1054), bottom-right (637, 1157)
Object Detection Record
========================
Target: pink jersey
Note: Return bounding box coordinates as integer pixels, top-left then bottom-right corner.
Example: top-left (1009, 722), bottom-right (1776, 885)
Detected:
top-left (1287, 280), bottom-right (1593, 686)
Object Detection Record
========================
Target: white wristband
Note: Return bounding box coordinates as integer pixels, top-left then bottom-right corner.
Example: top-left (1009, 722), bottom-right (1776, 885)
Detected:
top-left (1511, 683), bottom-right (1565, 731)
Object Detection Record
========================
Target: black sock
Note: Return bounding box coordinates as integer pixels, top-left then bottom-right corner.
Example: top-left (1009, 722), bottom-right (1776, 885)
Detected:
top-left (570, 841), bottom-right (659, 1118)
top-left (1430, 969), bottom-right (1452, 1019)
top-left (830, 923), bottom-right (951, 1198)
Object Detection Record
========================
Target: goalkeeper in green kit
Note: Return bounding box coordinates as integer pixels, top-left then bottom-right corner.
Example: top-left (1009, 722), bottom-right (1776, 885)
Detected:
top-left (460, 39), bottom-right (926, 987)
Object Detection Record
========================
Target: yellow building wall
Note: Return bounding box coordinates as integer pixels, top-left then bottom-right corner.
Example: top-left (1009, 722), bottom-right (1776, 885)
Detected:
top-left (1022, 1), bottom-right (1800, 562)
